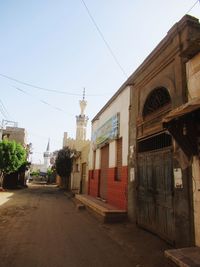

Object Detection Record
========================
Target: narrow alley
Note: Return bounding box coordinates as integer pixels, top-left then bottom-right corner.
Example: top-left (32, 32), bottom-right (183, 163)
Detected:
top-left (0, 185), bottom-right (170, 267)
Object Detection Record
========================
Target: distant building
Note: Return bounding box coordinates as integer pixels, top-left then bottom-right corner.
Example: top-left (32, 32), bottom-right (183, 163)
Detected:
top-left (63, 89), bottom-right (89, 151)
top-left (62, 90), bottom-right (90, 193)
top-left (76, 90), bottom-right (89, 141)
top-left (2, 126), bottom-right (27, 146)
top-left (40, 140), bottom-right (51, 173)
top-left (1, 124), bottom-right (28, 187)
top-left (30, 164), bottom-right (42, 173)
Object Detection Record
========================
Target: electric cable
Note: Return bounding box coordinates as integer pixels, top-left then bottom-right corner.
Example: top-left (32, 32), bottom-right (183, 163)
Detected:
top-left (186, 0), bottom-right (200, 13)
top-left (0, 73), bottom-right (111, 96)
top-left (0, 99), bottom-right (10, 119)
top-left (80, 0), bottom-right (128, 78)
top-left (0, 106), bottom-right (8, 119)
top-left (13, 86), bottom-right (74, 116)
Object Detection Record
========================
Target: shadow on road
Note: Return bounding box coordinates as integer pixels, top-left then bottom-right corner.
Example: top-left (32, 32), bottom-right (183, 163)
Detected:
top-left (0, 185), bottom-right (171, 267)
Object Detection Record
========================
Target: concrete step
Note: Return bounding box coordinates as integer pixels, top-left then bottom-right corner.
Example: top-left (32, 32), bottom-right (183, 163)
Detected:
top-left (75, 194), bottom-right (127, 223)
top-left (164, 247), bottom-right (200, 267)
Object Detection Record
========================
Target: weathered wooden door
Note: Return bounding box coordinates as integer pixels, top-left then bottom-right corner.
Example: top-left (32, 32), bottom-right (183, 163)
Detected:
top-left (137, 148), bottom-right (175, 243)
top-left (100, 145), bottom-right (109, 200)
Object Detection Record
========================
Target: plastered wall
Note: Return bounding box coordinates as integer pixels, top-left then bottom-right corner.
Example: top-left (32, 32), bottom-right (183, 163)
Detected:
top-left (91, 86), bottom-right (130, 169)
top-left (186, 52), bottom-right (200, 100)
top-left (186, 53), bottom-right (200, 246)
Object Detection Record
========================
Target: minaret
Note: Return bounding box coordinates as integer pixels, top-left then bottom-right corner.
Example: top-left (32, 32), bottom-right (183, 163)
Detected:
top-left (43, 139), bottom-right (51, 171)
top-left (76, 89), bottom-right (89, 141)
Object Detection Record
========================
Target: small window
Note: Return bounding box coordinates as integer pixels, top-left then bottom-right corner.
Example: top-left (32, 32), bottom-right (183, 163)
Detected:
top-left (138, 132), bottom-right (172, 153)
top-left (2, 134), bottom-right (10, 140)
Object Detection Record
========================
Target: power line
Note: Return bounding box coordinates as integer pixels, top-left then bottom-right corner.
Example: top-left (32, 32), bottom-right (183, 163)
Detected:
top-left (0, 73), bottom-right (111, 97)
top-left (186, 0), bottom-right (200, 13)
top-left (0, 99), bottom-right (10, 117)
top-left (80, 0), bottom-right (128, 78)
top-left (0, 99), bottom-right (10, 119)
top-left (13, 86), bottom-right (74, 116)
top-left (0, 106), bottom-right (8, 119)
top-left (0, 73), bottom-right (80, 95)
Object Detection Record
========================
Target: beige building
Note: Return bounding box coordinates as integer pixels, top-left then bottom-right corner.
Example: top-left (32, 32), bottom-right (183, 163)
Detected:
top-left (3, 126), bottom-right (27, 146)
top-left (62, 91), bottom-right (90, 193)
top-left (1, 125), bottom-right (29, 187)
top-left (185, 52), bottom-right (200, 246)
top-left (71, 143), bottom-right (90, 194)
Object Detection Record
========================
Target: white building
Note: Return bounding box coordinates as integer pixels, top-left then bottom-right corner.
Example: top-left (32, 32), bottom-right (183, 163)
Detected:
top-left (88, 85), bottom-right (130, 210)
top-left (40, 140), bottom-right (51, 173)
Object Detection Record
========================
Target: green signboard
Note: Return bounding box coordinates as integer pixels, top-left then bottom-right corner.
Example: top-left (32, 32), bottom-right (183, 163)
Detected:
top-left (92, 113), bottom-right (119, 148)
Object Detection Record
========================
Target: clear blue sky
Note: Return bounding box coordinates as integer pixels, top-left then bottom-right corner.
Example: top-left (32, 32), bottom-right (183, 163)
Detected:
top-left (0, 0), bottom-right (199, 163)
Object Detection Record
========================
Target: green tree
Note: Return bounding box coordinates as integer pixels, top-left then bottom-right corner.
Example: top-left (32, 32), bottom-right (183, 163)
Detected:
top-left (0, 139), bottom-right (27, 187)
top-left (55, 147), bottom-right (74, 190)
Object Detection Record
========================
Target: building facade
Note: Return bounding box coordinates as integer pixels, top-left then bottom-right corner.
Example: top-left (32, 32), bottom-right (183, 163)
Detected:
top-left (1, 125), bottom-right (28, 187)
top-left (2, 126), bottom-right (27, 145)
top-left (63, 91), bottom-right (90, 193)
top-left (71, 143), bottom-right (90, 194)
top-left (127, 15), bottom-right (200, 247)
top-left (186, 52), bottom-right (200, 247)
top-left (88, 86), bottom-right (130, 210)
top-left (163, 50), bottom-right (200, 247)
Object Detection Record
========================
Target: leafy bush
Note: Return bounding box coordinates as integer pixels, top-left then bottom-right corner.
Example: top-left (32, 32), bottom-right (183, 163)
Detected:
top-left (0, 139), bottom-right (27, 175)
top-left (0, 139), bottom-right (27, 187)
top-left (55, 147), bottom-right (74, 189)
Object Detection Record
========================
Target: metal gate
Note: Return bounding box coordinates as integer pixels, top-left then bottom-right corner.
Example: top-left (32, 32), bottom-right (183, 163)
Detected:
top-left (100, 144), bottom-right (109, 200)
top-left (137, 133), bottom-right (175, 243)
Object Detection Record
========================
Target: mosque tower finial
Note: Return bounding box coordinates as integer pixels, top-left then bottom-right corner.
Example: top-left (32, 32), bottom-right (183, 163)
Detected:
top-left (42, 139), bottom-right (51, 172)
top-left (76, 89), bottom-right (89, 140)
top-left (46, 138), bottom-right (50, 152)
top-left (80, 88), bottom-right (87, 116)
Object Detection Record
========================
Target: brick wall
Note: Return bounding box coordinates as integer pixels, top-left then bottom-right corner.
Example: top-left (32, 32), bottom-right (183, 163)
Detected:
top-left (88, 169), bottom-right (100, 197)
top-left (107, 166), bottom-right (128, 210)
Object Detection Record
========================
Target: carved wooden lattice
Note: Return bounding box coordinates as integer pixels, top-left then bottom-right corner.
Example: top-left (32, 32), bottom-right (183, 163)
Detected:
top-left (143, 87), bottom-right (171, 117)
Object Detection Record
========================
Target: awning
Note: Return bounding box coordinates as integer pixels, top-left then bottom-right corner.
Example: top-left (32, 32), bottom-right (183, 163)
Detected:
top-left (162, 97), bottom-right (200, 159)
top-left (163, 97), bottom-right (200, 124)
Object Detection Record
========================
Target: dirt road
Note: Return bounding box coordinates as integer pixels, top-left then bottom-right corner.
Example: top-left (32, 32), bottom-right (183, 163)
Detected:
top-left (0, 185), bottom-right (170, 267)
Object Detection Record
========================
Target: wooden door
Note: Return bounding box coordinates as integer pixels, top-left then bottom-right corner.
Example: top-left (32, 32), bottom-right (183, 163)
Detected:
top-left (100, 145), bottom-right (109, 200)
top-left (137, 148), bottom-right (175, 243)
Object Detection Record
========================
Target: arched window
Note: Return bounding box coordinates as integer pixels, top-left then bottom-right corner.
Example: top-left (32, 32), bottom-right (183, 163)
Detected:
top-left (143, 87), bottom-right (171, 117)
